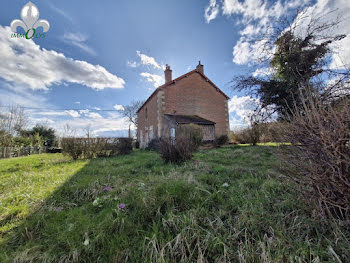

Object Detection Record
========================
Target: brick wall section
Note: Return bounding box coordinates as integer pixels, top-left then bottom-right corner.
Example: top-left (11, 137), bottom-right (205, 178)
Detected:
top-left (137, 92), bottom-right (159, 148)
top-left (157, 90), bottom-right (165, 137)
top-left (163, 72), bottom-right (229, 137)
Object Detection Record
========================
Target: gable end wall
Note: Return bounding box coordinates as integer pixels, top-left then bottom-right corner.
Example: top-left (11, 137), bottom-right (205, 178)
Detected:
top-left (163, 73), bottom-right (229, 137)
top-left (137, 91), bottom-right (159, 147)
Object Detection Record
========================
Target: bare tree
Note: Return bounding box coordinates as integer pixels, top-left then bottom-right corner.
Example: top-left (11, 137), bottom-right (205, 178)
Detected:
top-left (63, 124), bottom-right (76, 138)
top-left (84, 124), bottom-right (93, 139)
top-left (118, 100), bottom-right (144, 138)
top-left (0, 104), bottom-right (27, 135)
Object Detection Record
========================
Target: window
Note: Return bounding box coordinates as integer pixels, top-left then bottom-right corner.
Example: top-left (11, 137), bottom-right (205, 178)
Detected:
top-left (170, 128), bottom-right (175, 145)
top-left (145, 108), bottom-right (148, 120)
top-left (170, 128), bottom-right (175, 138)
top-left (149, 126), bottom-right (153, 139)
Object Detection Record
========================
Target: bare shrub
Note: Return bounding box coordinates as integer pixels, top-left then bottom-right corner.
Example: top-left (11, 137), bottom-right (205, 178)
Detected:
top-left (248, 122), bottom-right (261, 146)
top-left (61, 137), bottom-right (132, 159)
top-left (234, 112), bottom-right (269, 145)
top-left (234, 128), bottom-right (251, 144)
top-left (177, 124), bottom-right (203, 150)
top-left (61, 138), bottom-right (84, 160)
top-left (281, 95), bottom-right (350, 219)
top-left (159, 136), bottom-right (194, 164)
top-left (116, 138), bottom-right (133, 155)
top-left (234, 122), bottom-right (287, 144)
top-left (234, 127), bottom-right (260, 145)
top-left (260, 122), bottom-right (287, 143)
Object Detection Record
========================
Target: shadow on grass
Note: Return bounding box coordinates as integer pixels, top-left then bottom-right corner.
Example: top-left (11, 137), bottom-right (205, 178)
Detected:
top-left (0, 147), bottom-right (238, 262)
top-left (0, 152), bottom-right (162, 262)
top-left (2, 145), bottom-right (338, 263)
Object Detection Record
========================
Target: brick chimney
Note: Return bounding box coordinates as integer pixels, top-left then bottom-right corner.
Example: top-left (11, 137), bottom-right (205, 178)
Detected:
top-left (164, 64), bottom-right (172, 83)
top-left (196, 61), bottom-right (204, 74)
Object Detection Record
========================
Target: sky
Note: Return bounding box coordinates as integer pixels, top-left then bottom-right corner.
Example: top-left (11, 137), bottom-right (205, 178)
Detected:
top-left (0, 0), bottom-right (349, 136)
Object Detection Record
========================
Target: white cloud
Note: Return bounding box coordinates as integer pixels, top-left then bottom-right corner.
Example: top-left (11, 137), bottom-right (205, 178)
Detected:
top-left (29, 117), bottom-right (55, 126)
top-left (75, 101), bottom-right (80, 104)
top-left (63, 32), bottom-right (96, 56)
top-left (38, 111), bottom-right (68, 116)
top-left (239, 24), bottom-right (261, 36)
top-left (205, 0), bottom-right (219, 23)
top-left (223, 0), bottom-right (268, 20)
top-left (126, 60), bottom-right (138, 68)
top-left (136, 50), bottom-right (161, 69)
top-left (113, 104), bottom-right (124, 111)
top-left (233, 38), bottom-right (272, 65)
top-left (213, 0), bottom-right (309, 65)
top-left (228, 95), bottom-right (259, 127)
top-left (64, 110), bottom-right (80, 118)
top-left (0, 26), bottom-right (125, 90)
top-left (140, 72), bottom-right (163, 88)
top-left (28, 108), bottom-right (131, 137)
top-left (232, 39), bottom-right (251, 65)
top-left (79, 109), bottom-right (89, 114)
top-left (55, 112), bottom-right (130, 136)
top-left (48, 3), bottom-right (73, 23)
top-left (0, 81), bottom-right (47, 108)
top-left (222, 0), bottom-right (301, 22)
top-left (86, 112), bottom-right (102, 119)
top-left (330, 35), bottom-right (350, 69)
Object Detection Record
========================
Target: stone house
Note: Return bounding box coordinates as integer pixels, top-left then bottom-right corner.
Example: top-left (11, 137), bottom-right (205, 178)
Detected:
top-left (137, 62), bottom-right (230, 148)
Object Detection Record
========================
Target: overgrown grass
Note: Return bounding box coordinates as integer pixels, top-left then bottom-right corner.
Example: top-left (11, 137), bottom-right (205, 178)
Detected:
top-left (0, 146), bottom-right (349, 262)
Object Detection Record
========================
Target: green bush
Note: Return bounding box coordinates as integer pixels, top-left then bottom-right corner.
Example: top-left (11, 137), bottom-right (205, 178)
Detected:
top-left (19, 125), bottom-right (57, 147)
top-left (216, 134), bottom-right (229, 146)
top-left (145, 138), bottom-right (161, 151)
top-left (12, 136), bottom-right (33, 147)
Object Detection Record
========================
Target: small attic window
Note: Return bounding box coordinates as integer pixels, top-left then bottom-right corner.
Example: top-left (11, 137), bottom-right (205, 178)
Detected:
top-left (145, 108), bottom-right (148, 120)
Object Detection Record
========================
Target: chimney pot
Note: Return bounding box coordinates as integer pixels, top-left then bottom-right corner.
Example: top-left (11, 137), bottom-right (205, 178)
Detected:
top-left (164, 64), bottom-right (172, 83)
top-left (196, 61), bottom-right (204, 74)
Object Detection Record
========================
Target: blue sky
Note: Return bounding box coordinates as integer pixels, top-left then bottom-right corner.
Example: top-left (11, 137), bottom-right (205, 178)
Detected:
top-left (0, 0), bottom-right (349, 136)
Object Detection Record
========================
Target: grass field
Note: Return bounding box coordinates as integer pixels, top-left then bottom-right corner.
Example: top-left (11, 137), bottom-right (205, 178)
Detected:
top-left (0, 146), bottom-right (349, 262)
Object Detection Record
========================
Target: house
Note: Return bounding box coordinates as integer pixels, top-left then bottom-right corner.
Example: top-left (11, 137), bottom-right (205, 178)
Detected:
top-left (137, 62), bottom-right (230, 148)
